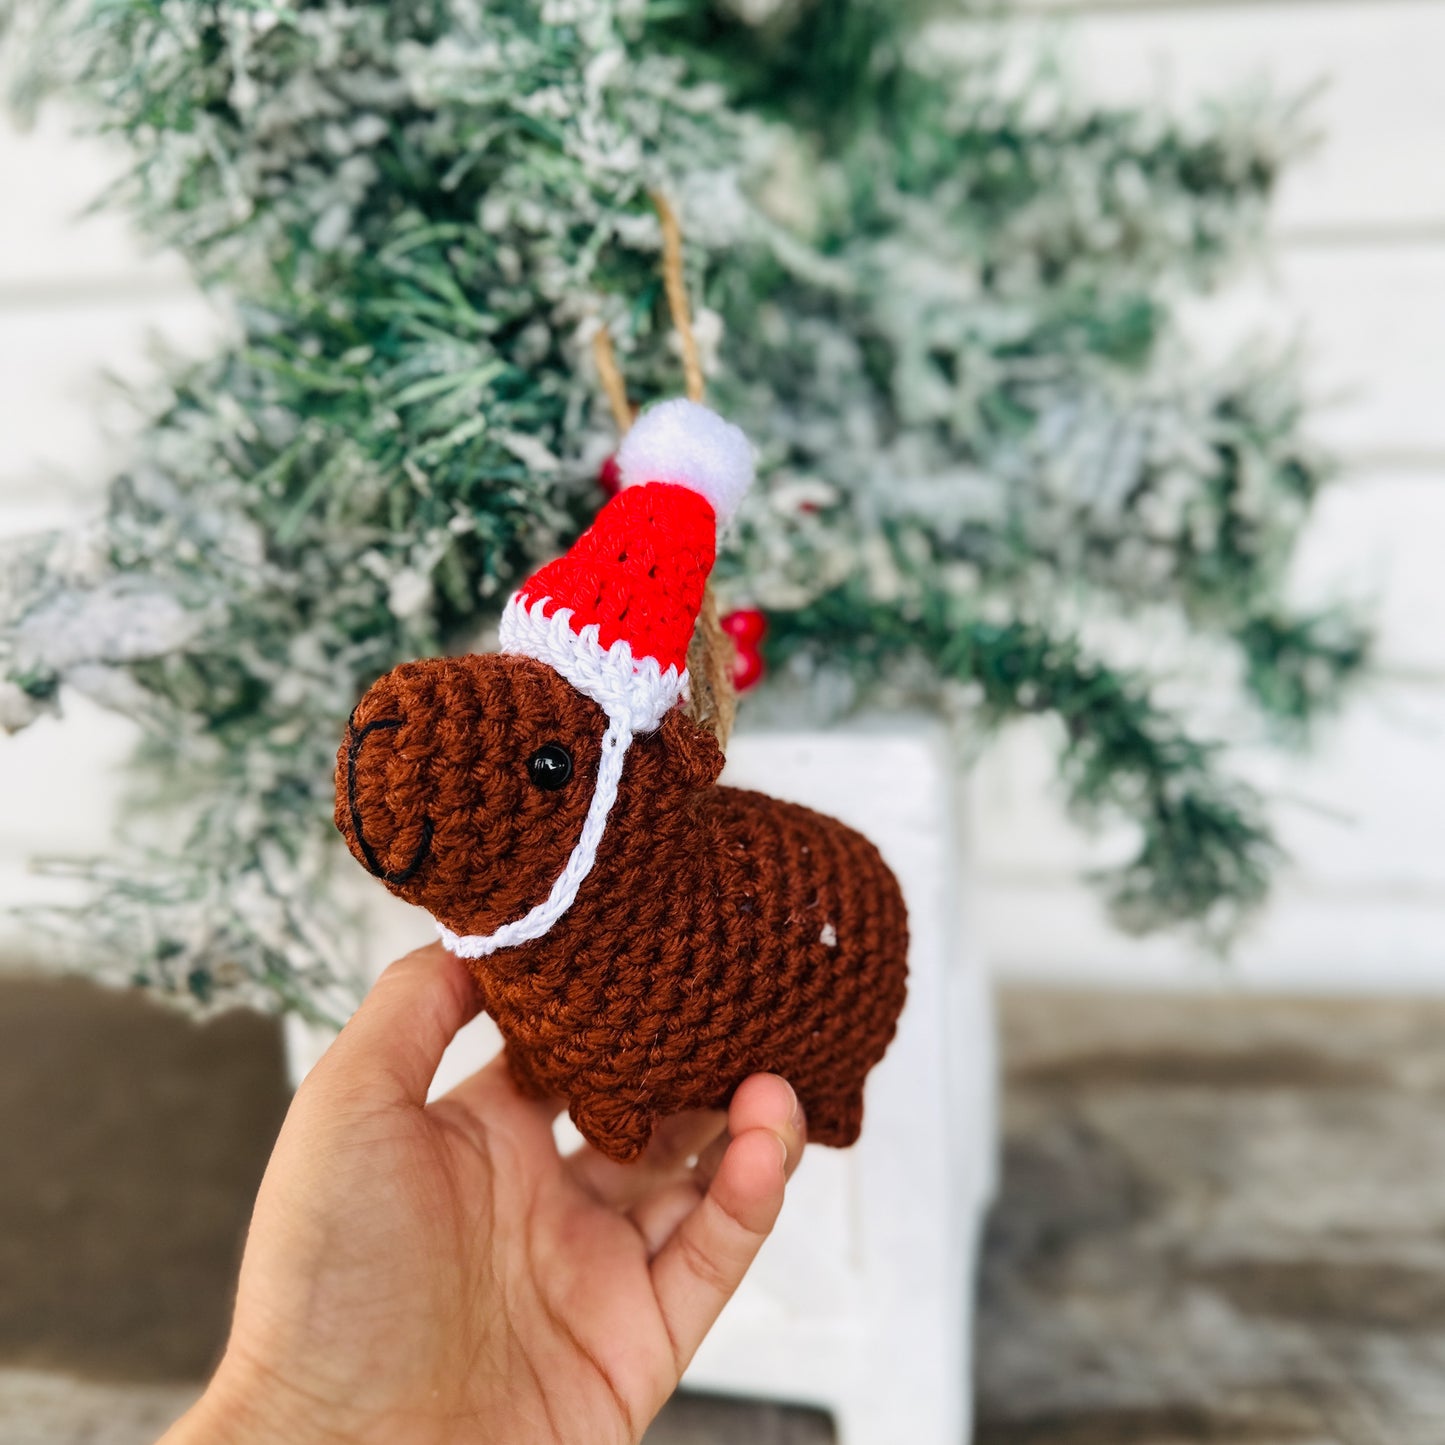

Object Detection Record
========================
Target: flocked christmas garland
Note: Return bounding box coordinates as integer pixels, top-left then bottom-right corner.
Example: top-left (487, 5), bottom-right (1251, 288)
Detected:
top-left (0, 0), bottom-right (1366, 1017)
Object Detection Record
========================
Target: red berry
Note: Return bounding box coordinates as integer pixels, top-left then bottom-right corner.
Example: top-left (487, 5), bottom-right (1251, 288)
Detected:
top-left (731, 642), bottom-right (765, 693)
top-left (720, 607), bottom-right (767, 646)
top-left (597, 454), bottom-right (622, 498)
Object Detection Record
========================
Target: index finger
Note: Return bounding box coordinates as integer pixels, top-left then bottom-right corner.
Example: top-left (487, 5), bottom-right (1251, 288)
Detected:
top-left (567, 1107), bottom-right (730, 1209)
top-left (646, 1075), bottom-right (805, 1369)
top-left (305, 942), bottom-right (483, 1110)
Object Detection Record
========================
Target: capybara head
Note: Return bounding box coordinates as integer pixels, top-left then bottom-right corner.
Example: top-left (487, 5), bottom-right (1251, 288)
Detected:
top-left (335, 652), bottom-right (724, 938)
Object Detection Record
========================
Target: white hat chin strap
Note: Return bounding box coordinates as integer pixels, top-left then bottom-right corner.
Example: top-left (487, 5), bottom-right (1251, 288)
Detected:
top-left (436, 709), bottom-right (634, 960)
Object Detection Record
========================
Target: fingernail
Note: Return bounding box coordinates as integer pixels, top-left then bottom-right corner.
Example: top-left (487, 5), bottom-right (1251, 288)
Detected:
top-left (774, 1133), bottom-right (790, 1171)
top-left (788, 1088), bottom-right (805, 1131)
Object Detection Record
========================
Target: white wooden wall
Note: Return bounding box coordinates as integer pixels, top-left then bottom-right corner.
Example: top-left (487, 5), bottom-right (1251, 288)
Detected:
top-left (2, 2), bottom-right (1443, 987)
top-left (0, 100), bottom-right (223, 945)
top-left (969, 0), bottom-right (1445, 988)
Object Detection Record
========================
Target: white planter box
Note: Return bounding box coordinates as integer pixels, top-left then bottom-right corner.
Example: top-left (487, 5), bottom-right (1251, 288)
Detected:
top-left (286, 718), bottom-right (997, 1444)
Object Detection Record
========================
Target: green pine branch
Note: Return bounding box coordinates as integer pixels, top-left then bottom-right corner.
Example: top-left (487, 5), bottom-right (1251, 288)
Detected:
top-left (0, 0), bottom-right (1368, 1012)
top-left (765, 581), bottom-right (1276, 940)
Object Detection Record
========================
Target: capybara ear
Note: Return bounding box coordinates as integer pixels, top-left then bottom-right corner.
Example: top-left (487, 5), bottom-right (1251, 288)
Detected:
top-left (654, 704), bottom-right (726, 790)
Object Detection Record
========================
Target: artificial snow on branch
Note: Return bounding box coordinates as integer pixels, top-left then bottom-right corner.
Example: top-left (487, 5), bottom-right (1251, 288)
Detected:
top-left (0, 0), bottom-right (1365, 1013)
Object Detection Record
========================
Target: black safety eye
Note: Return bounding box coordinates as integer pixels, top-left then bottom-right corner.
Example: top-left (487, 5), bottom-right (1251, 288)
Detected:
top-left (526, 742), bottom-right (573, 791)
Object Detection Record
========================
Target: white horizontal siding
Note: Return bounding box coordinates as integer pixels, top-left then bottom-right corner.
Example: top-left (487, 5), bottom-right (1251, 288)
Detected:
top-left (0, 107), bottom-right (224, 958)
top-left (1287, 469), bottom-right (1445, 677)
top-left (0, 295), bottom-right (225, 509)
top-left (1179, 244), bottom-right (1445, 464)
top-left (979, 876), bottom-right (1445, 992)
top-left (0, 696), bottom-right (137, 956)
top-left (0, 694), bottom-right (137, 857)
top-left (966, 0), bottom-right (1445, 983)
top-left (951, 0), bottom-right (1445, 237)
top-left (972, 681), bottom-right (1445, 890)
top-left (0, 106), bottom-right (186, 295)
top-left (3, 5), bottom-right (1445, 985)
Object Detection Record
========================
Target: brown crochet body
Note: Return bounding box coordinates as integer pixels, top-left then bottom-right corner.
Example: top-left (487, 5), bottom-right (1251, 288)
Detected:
top-left (337, 653), bottom-right (909, 1161)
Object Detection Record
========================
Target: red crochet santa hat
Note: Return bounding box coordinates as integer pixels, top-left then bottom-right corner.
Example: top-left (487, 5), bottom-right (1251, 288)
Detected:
top-left (441, 399), bottom-right (753, 960)
top-left (498, 397), bottom-right (754, 731)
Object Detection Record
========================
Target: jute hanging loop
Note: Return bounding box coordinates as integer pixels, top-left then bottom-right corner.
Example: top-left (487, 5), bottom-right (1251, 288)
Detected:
top-left (652, 190), bottom-right (706, 407)
top-left (591, 325), bottom-right (633, 436)
top-left (589, 193), bottom-right (737, 746)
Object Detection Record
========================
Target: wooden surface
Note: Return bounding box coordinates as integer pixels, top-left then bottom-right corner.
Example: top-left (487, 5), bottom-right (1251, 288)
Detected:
top-left (5, 978), bottom-right (1445, 1443)
top-left (976, 988), bottom-right (1445, 1445)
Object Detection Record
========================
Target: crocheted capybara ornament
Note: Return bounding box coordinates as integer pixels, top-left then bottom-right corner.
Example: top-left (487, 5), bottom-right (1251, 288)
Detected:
top-left (336, 399), bottom-right (908, 1162)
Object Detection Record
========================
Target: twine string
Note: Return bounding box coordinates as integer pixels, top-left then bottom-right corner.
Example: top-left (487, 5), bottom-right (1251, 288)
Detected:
top-left (649, 193), bottom-right (736, 743)
top-left (689, 585), bottom-right (736, 747)
top-left (588, 195), bottom-right (736, 746)
top-left (651, 190), bottom-right (706, 406)
top-left (591, 325), bottom-right (633, 436)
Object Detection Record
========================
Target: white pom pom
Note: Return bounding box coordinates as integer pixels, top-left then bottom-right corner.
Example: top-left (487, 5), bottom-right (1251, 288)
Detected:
top-left (616, 398), bottom-right (755, 521)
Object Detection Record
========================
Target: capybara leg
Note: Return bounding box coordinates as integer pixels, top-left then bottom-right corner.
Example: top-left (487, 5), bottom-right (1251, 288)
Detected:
top-left (571, 1092), bottom-right (657, 1163)
top-left (503, 1043), bottom-right (552, 1102)
top-left (805, 1087), bottom-right (865, 1148)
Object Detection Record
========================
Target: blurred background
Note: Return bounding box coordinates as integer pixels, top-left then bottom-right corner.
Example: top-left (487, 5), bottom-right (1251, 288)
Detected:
top-left (3, 1), bottom-right (1444, 1442)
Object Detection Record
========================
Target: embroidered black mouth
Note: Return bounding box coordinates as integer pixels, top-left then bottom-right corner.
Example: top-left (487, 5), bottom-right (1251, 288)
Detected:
top-left (346, 717), bottom-right (434, 885)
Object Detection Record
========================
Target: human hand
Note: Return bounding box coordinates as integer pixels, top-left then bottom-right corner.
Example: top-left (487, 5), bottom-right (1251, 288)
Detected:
top-left (163, 944), bottom-right (806, 1445)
